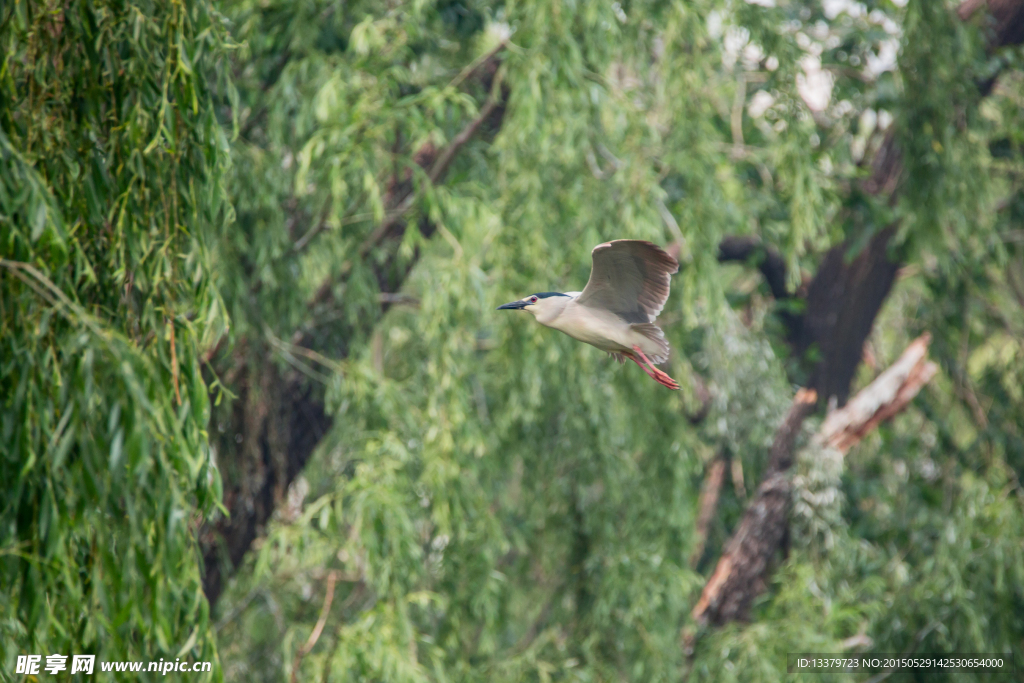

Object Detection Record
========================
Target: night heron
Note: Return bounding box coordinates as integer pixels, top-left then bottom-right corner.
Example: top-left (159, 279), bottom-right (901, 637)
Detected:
top-left (498, 239), bottom-right (680, 390)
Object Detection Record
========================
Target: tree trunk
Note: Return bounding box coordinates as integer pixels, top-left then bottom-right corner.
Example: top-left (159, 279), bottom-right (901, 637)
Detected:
top-left (694, 0), bottom-right (1024, 629)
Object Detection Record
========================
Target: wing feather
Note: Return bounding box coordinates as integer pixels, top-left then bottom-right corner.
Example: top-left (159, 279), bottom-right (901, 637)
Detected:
top-left (576, 240), bottom-right (678, 323)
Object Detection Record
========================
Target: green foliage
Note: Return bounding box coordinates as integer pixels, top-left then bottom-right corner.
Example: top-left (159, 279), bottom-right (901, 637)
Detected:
top-left (1, 0), bottom-right (229, 676)
top-left (218, 0), bottom-right (508, 345)
top-left (897, 0), bottom-right (991, 255)
top-left (4, 0), bottom-right (1024, 681)
top-left (213, 1), bottom-right (1024, 682)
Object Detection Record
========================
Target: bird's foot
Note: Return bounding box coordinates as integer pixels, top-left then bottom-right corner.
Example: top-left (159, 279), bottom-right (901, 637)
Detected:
top-left (647, 368), bottom-right (680, 390)
top-left (653, 370), bottom-right (680, 390)
top-left (629, 346), bottom-right (680, 390)
top-left (633, 359), bottom-right (679, 389)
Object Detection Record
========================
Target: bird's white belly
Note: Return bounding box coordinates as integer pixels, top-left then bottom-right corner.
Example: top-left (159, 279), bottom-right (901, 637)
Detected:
top-left (544, 305), bottom-right (631, 353)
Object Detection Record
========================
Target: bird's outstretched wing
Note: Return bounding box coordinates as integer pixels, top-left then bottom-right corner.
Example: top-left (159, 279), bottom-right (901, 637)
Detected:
top-left (576, 240), bottom-right (678, 323)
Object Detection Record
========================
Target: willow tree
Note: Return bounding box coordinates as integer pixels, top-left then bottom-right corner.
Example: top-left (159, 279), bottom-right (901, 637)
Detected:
top-left (1, 0), bottom-right (228, 674)
top-left (208, 0), bottom-right (1024, 682)
top-left (3, 0), bottom-right (1023, 681)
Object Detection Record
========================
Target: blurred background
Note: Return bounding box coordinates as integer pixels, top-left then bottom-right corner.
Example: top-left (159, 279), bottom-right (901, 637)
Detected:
top-left (3, 0), bottom-right (1024, 680)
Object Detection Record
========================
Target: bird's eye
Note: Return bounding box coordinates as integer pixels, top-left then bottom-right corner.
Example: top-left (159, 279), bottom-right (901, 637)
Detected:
top-left (530, 296), bottom-right (538, 303)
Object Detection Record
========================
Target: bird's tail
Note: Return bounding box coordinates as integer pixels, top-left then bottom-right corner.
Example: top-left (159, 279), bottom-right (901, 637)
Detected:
top-left (630, 323), bottom-right (670, 365)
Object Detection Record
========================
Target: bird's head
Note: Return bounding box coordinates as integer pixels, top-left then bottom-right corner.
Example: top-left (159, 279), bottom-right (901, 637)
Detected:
top-left (497, 292), bottom-right (570, 319)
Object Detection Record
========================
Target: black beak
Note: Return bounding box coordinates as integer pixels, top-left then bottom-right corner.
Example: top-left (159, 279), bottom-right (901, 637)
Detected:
top-left (497, 300), bottom-right (527, 310)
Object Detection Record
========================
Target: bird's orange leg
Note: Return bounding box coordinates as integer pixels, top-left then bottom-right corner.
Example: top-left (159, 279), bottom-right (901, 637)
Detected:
top-left (625, 352), bottom-right (660, 381)
top-left (626, 346), bottom-right (680, 390)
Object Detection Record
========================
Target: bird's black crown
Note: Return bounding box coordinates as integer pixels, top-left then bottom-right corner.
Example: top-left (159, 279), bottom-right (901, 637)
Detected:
top-left (533, 292), bottom-right (569, 298)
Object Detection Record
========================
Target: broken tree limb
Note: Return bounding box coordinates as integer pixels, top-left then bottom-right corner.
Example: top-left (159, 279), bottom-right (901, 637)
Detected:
top-left (819, 333), bottom-right (939, 455)
top-left (690, 336), bottom-right (938, 628)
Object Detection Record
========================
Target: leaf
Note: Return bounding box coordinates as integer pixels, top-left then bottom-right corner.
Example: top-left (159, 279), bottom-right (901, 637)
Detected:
top-left (31, 201), bottom-right (47, 241)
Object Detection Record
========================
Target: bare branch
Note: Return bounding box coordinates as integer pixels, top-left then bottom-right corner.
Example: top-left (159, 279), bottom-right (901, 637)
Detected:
top-left (690, 454), bottom-right (727, 568)
top-left (290, 569), bottom-right (339, 683)
top-left (377, 292), bottom-right (421, 307)
top-left (690, 471), bottom-right (791, 626)
top-left (428, 73), bottom-right (506, 184)
top-left (716, 236), bottom-right (792, 302)
top-left (447, 39), bottom-right (508, 91)
top-left (296, 67), bottom-right (508, 338)
top-left (291, 49), bottom-right (506, 261)
top-left (356, 71), bottom-right (506, 260)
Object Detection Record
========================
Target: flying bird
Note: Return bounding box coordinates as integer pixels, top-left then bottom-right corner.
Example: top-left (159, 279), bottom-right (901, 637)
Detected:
top-left (498, 239), bottom-right (680, 389)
